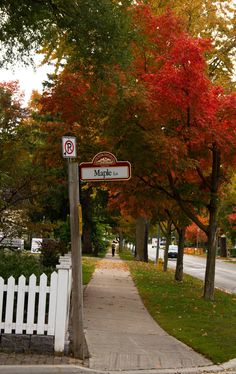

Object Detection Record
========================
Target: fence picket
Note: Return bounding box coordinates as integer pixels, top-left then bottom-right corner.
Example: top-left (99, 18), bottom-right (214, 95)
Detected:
top-left (37, 273), bottom-right (47, 334)
top-left (15, 275), bottom-right (26, 334)
top-left (0, 277), bottom-right (4, 330)
top-left (5, 276), bottom-right (15, 333)
top-left (26, 274), bottom-right (36, 334)
top-left (47, 271), bottom-right (58, 335)
top-left (54, 261), bottom-right (71, 352)
top-left (65, 268), bottom-right (72, 339)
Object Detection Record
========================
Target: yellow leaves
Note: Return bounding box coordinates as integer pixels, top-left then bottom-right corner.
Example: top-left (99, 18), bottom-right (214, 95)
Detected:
top-left (151, 0), bottom-right (235, 86)
top-left (201, 329), bottom-right (208, 337)
top-left (97, 259), bottom-right (129, 271)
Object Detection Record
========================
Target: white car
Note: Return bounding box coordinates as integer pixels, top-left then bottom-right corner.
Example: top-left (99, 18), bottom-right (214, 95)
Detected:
top-left (168, 245), bottom-right (178, 258)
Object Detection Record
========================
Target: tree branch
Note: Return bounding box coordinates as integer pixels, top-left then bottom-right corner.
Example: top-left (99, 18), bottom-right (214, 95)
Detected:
top-left (167, 172), bottom-right (208, 234)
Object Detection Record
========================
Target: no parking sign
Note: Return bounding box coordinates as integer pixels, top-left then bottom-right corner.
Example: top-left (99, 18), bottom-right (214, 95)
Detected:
top-left (62, 136), bottom-right (77, 158)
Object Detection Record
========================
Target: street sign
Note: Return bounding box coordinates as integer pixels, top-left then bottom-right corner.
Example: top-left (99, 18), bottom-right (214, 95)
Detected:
top-left (80, 152), bottom-right (131, 181)
top-left (62, 136), bottom-right (77, 158)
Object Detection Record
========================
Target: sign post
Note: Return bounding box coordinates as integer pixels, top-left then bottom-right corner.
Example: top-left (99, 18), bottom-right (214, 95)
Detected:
top-left (62, 136), bottom-right (86, 359)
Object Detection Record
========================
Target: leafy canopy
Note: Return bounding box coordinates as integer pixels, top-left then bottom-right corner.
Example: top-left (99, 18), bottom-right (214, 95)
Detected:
top-left (0, 0), bottom-right (134, 73)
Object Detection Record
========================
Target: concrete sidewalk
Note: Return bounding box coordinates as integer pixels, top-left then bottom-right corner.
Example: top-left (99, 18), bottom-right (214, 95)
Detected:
top-left (83, 251), bottom-right (211, 371)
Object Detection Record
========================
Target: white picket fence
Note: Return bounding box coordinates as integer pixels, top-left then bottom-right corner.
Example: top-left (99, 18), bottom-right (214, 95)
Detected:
top-left (0, 253), bottom-right (72, 353)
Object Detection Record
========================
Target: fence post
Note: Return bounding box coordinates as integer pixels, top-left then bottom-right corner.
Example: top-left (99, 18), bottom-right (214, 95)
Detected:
top-left (54, 256), bottom-right (71, 353)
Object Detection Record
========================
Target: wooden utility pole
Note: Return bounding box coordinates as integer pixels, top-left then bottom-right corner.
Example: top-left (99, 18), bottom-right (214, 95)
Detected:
top-left (68, 159), bottom-right (85, 359)
top-left (62, 136), bottom-right (86, 360)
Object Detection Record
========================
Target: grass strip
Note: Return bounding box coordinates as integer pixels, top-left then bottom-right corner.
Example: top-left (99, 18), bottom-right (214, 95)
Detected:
top-left (82, 256), bottom-right (100, 285)
top-left (120, 249), bottom-right (236, 364)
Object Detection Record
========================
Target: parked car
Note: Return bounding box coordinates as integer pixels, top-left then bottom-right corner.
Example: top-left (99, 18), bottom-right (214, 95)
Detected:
top-left (168, 244), bottom-right (178, 258)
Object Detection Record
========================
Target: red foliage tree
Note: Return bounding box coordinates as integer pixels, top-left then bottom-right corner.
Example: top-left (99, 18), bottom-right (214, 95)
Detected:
top-left (137, 8), bottom-right (236, 300)
top-left (186, 222), bottom-right (208, 245)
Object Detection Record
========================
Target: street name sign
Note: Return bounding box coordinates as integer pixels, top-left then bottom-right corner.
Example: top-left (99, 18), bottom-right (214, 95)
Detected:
top-left (80, 152), bottom-right (131, 181)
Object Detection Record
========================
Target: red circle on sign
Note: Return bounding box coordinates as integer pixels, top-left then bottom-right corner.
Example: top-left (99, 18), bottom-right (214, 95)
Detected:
top-left (64, 140), bottom-right (74, 154)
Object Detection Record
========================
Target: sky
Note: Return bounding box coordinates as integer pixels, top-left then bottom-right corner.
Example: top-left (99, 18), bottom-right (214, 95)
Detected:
top-left (0, 55), bottom-right (54, 104)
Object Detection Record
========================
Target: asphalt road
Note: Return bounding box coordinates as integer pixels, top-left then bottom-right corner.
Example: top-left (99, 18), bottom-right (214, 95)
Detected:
top-left (148, 245), bottom-right (236, 294)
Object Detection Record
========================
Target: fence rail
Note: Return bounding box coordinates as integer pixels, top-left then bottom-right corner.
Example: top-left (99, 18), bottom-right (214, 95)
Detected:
top-left (0, 254), bottom-right (72, 353)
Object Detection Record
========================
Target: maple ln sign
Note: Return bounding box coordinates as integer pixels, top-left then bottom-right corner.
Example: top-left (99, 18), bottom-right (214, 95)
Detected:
top-left (80, 152), bottom-right (131, 181)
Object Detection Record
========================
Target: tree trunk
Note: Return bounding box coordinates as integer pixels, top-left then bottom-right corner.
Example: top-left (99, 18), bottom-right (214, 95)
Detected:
top-left (119, 232), bottom-right (124, 252)
top-left (82, 225), bottom-right (93, 254)
top-left (135, 216), bottom-right (148, 262)
top-left (203, 144), bottom-right (220, 301)
top-left (175, 227), bottom-right (185, 281)
top-left (219, 236), bottom-right (227, 257)
top-left (204, 227), bottom-right (216, 301)
top-left (81, 187), bottom-right (93, 254)
top-left (204, 220), bottom-right (217, 301)
top-left (163, 219), bottom-right (172, 272)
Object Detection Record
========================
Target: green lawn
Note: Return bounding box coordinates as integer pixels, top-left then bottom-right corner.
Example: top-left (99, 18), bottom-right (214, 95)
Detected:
top-left (82, 256), bottom-right (100, 284)
top-left (119, 249), bottom-right (236, 364)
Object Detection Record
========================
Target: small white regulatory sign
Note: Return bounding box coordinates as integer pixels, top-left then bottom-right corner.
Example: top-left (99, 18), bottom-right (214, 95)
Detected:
top-left (62, 136), bottom-right (77, 158)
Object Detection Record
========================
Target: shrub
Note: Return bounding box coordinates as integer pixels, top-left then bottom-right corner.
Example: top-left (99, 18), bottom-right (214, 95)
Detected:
top-left (0, 249), bottom-right (48, 279)
top-left (91, 222), bottom-right (109, 257)
top-left (40, 239), bottom-right (67, 268)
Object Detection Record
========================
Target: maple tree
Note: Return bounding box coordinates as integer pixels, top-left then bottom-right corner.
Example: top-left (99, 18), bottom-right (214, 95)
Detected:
top-left (134, 7), bottom-right (236, 300)
top-left (185, 222), bottom-right (207, 247)
top-left (150, 0), bottom-right (236, 88)
top-left (31, 68), bottom-right (120, 255)
top-left (99, 5), bottom-right (236, 300)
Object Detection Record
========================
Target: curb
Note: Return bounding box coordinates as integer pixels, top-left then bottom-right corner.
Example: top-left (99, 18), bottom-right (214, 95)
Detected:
top-left (0, 360), bottom-right (236, 374)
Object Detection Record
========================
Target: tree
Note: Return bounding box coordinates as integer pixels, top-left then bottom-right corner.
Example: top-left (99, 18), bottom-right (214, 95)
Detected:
top-left (138, 9), bottom-right (236, 300)
top-left (164, 207), bottom-right (190, 281)
top-left (0, 82), bottom-right (30, 236)
top-left (150, 0), bottom-right (236, 88)
top-left (0, 0), bottom-right (134, 75)
top-left (135, 216), bottom-right (149, 261)
top-left (218, 174), bottom-right (236, 246)
top-left (186, 220), bottom-right (208, 247)
top-left (31, 69), bottom-right (119, 255)
top-left (0, 81), bottom-right (57, 242)
top-left (80, 185), bottom-right (112, 255)
top-left (102, 6), bottom-right (236, 300)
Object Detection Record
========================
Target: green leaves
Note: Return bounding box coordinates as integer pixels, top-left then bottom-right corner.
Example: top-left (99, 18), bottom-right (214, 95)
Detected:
top-left (0, 0), bottom-right (134, 73)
